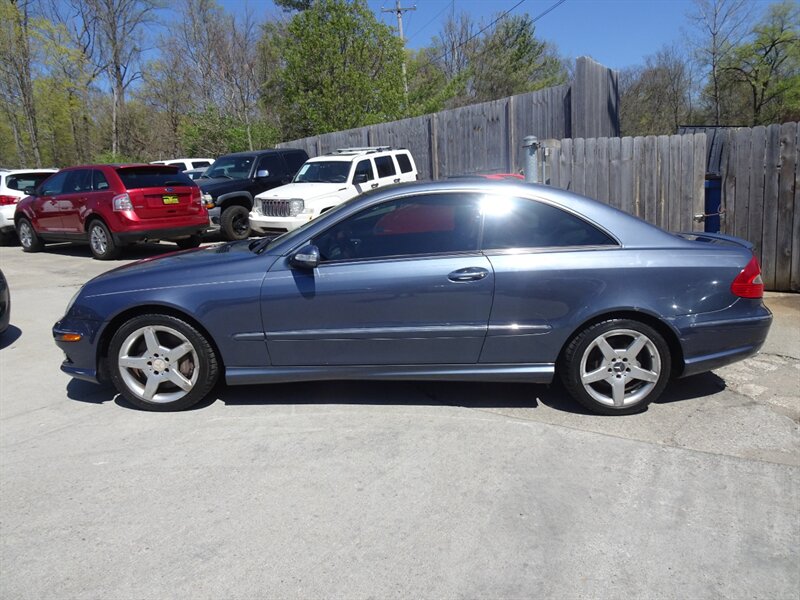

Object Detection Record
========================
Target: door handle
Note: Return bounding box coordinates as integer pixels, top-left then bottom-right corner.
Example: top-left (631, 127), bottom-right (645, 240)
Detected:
top-left (393, 178), bottom-right (400, 183)
top-left (448, 267), bottom-right (489, 282)
top-left (370, 183), bottom-right (379, 189)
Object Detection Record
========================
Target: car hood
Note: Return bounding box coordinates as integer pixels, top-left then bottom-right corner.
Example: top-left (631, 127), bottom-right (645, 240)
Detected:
top-left (255, 182), bottom-right (348, 201)
top-left (197, 178), bottom-right (248, 196)
top-left (78, 241), bottom-right (275, 301)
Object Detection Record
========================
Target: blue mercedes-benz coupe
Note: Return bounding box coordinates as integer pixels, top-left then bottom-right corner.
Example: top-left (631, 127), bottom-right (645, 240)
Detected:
top-left (53, 181), bottom-right (772, 414)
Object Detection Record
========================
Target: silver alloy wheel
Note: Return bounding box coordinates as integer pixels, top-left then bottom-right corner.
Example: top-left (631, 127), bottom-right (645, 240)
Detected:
top-left (579, 328), bottom-right (661, 408)
top-left (89, 224), bottom-right (108, 256)
top-left (18, 221), bottom-right (33, 247)
top-left (117, 325), bottom-right (200, 403)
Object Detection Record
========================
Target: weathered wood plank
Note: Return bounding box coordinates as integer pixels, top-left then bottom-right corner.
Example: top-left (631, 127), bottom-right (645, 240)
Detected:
top-left (792, 123), bottom-right (800, 292)
top-left (692, 133), bottom-right (706, 232)
top-left (733, 128), bottom-right (752, 241)
top-left (573, 137), bottom-right (586, 195)
top-left (643, 136), bottom-right (658, 224)
top-left (632, 136), bottom-right (644, 218)
top-left (761, 124), bottom-right (782, 289)
top-left (680, 134), bottom-right (694, 231)
top-left (657, 135), bottom-right (670, 229)
top-left (560, 137), bottom-right (573, 190)
top-left (775, 122), bottom-right (796, 290)
top-left (596, 137), bottom-right (610, 204)
top-left (721, 129), bottom-right (735, 236)
top-left (619, 136), bottom-right (634, 215)
top-left (668, 135), bottom-right (682, 232)
top-left (747, 126), bottom-right (767, 262)
top-left (584, 137), bottom-right (597, 198)
top-left (608, 136), bottom-right (621, 209)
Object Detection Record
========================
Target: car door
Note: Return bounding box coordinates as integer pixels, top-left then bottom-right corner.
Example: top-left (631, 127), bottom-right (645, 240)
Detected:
top-left (261, 192), bottom-right (493, 366)
top-left (30, 171), bottom-right (69, 232)
top-left (59, 169), bottom-right (94, 232)
top-left (372, 155), bottom-right (401, 190)
top-left (251, 154), bottom-right (290, 197)
top-left (351, 158), bottom-right (377, 195)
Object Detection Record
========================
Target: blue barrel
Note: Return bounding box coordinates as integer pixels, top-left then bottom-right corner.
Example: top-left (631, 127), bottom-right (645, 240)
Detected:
top-left (704, 178), bottom-right (721, 233)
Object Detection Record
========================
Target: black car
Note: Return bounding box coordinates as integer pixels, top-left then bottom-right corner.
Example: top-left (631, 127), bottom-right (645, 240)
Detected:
top-left (198, 149), bottom-right (308, 241)
top-left (0, 269), bottom-right (9, 335)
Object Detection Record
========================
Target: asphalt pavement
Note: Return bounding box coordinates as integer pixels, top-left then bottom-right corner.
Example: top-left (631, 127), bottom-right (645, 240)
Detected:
top-left (1, 242), bottom-right (798, 599)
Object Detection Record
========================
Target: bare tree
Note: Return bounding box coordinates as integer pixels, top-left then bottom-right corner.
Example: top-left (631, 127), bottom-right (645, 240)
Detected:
top-left (0, 0), bottom-right (42, 166)
top-left (435, 11), bottom-right (477, 81)
top-left (687, 0), bottom-right (752, 124)
top-left (85, 0), bottom-right (158, 157)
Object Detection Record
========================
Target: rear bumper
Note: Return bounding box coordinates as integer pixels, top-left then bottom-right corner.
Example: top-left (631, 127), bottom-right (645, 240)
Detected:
top-left (113, 224), bottom-right (208, 244)
top-left (675, 308), bottom-right (773, 377)
top-left (0, 205), bottom-right (15, 233)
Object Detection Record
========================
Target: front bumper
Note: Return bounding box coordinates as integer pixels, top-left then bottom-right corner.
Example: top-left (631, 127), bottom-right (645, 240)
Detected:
top-left (249, 212), bottom-right (310, 233)
top-left (53, 318), bottom-right (104, 384)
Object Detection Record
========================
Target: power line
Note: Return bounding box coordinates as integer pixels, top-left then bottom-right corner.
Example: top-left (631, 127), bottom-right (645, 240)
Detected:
top-left (406, 0), bottom-right (455, 43)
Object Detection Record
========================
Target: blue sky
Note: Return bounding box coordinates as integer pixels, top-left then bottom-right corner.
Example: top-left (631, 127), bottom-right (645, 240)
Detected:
top-left (229, 0), bottom-right (772, 71)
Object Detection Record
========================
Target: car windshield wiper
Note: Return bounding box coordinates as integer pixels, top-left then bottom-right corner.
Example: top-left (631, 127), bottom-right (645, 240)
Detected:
top-left (250, 233), bottom-right (282, 254)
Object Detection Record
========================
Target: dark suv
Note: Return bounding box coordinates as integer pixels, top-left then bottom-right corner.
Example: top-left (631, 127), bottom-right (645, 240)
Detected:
top-left (15, 164), bottom-right (208, 260)
top-left (198, 148), bottom-right (308, 240)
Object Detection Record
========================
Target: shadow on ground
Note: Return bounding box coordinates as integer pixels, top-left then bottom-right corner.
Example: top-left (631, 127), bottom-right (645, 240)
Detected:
top-left (65, 371), bottom-right (727, 416)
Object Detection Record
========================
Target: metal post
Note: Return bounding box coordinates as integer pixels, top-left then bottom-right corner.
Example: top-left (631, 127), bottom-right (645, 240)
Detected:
top-left (522, 136), bottom-right (539, 183)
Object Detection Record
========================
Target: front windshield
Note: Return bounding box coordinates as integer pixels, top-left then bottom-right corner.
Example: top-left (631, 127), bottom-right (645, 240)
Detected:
top-left (203, 155), bottom-right (255, 180)
top-left (294, 161), bottom-right (351, 184)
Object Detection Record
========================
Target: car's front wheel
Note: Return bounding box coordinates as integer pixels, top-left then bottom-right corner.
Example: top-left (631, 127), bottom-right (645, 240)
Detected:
top-left (87, 220), bottom-right (121, 260)
top-left (560, 319), bottom-right (671, 415)
top-left (220, 205), bottom-right (251, 241)
top-left (108, 314), bottom-right (219, 411)
top-left (17, 218), bottom-right (44, 252)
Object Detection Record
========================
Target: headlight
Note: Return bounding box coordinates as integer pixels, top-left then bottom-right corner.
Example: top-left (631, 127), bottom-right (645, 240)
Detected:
top-left (202, 193), bottom-right (214, 209)
top-left (289, 199), bottom-right (304, 217)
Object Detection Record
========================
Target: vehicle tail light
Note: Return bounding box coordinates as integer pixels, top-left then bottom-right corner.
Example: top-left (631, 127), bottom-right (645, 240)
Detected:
top-left (731, 256), bottom-right (764, 298)
top-left (191, 187), bottom-right (203, 206)
top-left (0, 195), bottom-right (18, 205)
top-left (112, 193), bottom-right (132, 211)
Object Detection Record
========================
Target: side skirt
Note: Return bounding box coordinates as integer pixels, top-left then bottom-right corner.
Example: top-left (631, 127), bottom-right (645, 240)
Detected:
top-left (225, 363), bottom-right (555, 386)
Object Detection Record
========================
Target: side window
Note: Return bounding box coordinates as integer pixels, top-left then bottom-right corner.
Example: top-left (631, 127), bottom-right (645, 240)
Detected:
top-left (396, 152), bottom-right (413, 173)
top-left (257, 154), bottom-right (288, 178)
top-left (481, 196), bottom-right (617, 250)
top-left (313, 193), bottom-right (481, 262)
top-left (353, 159), bottom-right (374, 183)
top-left (374, 155), bottom-right (396, 178)
top-left (93, 170), bottom-right (110, 191)
top-left (38, 171), bottom-right (68, 196)
top-left (63, 169), bottom-right (92, 193)
top-left (191, 161), bottom-right (210, 169)
top-left (284, 151), bottom-right (308, 174)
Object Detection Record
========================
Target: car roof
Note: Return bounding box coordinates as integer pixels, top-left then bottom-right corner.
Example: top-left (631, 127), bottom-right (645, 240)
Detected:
top-left (216, 149), bottom-right (285, 158)
top-left (265, 180), bottom-right (683, 255)
top-left (2, 168), bottom-right (58, 175)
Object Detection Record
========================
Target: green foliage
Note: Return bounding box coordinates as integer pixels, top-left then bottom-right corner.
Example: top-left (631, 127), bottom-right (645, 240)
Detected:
top-left (275, 0), bottom-right (405, 138)
top-left (180, 110), bottom-right (278, 156)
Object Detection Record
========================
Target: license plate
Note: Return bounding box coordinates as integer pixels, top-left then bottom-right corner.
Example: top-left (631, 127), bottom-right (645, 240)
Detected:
top-left (162, 195), bottom-right (179, 205)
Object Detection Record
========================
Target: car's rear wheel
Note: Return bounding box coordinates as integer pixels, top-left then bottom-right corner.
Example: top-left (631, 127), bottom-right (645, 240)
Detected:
top-left (220, 205), bottom-right (251, 241)
top-left (88, 220), bottom-right (121, 260)
top-left (108, 314), bottom-right (219, 411)
top-left (16, 218), bottom-right (44, 252)
top-left (175, 235), bottom-right (201, 250)
top-left (560, 319), bottom-right (671, 415)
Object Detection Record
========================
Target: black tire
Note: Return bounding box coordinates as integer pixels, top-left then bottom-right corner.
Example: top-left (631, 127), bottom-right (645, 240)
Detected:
top-left (176, 235), bottom-right (202, 250)
top-left (87, 220), bottom-right (121, 260)
top-left (220, 204), bottom-right (251, 241)
top-left (16, 218), bottom-right (44, 252)
top-left (108, 313), bottom-right (219, 411)
top-left (559, 318), bottom-right (671, 415)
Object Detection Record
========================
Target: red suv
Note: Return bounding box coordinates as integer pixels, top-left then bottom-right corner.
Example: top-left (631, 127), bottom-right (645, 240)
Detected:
top-left (15, 164), bottom-right (209, 260)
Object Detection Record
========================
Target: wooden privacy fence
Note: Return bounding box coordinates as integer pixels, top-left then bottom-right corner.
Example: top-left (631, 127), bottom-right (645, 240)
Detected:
top-left (277, 57), bottom-right (620, 180)
top-left (719, 122), bottom-right (799, 292)
top-left (538, 133), bottom-right (707, 233)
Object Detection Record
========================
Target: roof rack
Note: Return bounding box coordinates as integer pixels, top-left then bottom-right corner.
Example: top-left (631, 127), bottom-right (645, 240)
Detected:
top-left (326, 146), bottom-right (403, 155)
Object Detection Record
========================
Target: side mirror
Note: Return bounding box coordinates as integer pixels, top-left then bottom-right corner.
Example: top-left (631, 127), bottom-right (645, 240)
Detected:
top-left (290, 244), bottom-right (320, 269)
top-left (256, 169), bottom-right (270, 179)
top-left (353, 172), bottom-right (368, 184)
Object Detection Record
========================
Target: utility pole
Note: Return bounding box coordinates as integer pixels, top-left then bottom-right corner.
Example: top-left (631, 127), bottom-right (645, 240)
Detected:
top-left (382, 0), bottom-right (416, 100)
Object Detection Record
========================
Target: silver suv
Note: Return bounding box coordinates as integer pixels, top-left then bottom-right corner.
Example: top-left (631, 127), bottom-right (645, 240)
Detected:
top-left (250, 147), bottom-right (418, 233)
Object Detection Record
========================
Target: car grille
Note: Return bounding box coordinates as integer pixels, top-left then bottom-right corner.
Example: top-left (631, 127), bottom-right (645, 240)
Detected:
top-left (261, 199), bottom-right (291, 217)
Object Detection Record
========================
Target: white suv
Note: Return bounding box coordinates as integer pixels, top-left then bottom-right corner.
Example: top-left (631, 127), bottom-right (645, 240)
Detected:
top-left (0, 168), bottom-right (57, 244)
top-left (151, 158), bottom-right (214, 172)
top-left (249, 147), bottom-right (418, 233)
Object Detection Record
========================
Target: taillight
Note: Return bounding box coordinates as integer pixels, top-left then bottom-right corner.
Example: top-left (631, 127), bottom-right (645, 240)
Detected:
top-left (192, 187), bottom-right (202, 206)
top-left (112, 193), bottom-right (132, 211)
top-left (731, 256), bottom-right (764, 298)
top-left (0, 195), bottom-right (18, 205)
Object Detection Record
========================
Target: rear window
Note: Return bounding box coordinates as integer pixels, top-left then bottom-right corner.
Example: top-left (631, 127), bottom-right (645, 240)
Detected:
top-left (396, 153), bottom-right (413, 173)
top-left (116, 167), bottom-right (194, 189)
top-left (191, 161), bottom-right (211, 169)
top-left (375, 156), bottom-right (396, 178)
top-left (7, 172), bottom-right (53, 193)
